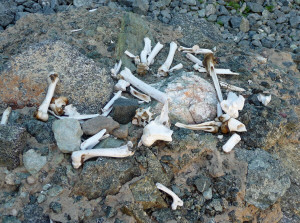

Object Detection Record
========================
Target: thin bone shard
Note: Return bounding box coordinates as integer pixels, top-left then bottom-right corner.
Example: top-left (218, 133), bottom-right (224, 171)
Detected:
top-left (195, 67), bottom-right (239, 75)
top-left (130, 86), bottom-right (151, 103)
top-left (169, 63), bottom-right (183, 72)
top-left (156, 183), bottom-right (183, 210)
top-left (1, 107), bottom-right (12, 125)
top-left (102, 91), bottom-right (122, 114)
top-left (220, 81), bottom-right (246, 92)
top-left (179, 45), bottom-right (213, 54)
top-left (221, 92), bottom-right (245, 118)
top-left (257, 94), bottom-right (271, 106)
top-left (115, 79), bottom-right (130, 91)
top-left (147, 42), bottom-right (164, 65)
top-left (186, 53), bottom-right (203, 66)
top-left (111, 60), bottom-right (122, 78)
top-left (80, 129), bottom-right (107, 150)
top-left (125, 50), bottom-right (140, 65)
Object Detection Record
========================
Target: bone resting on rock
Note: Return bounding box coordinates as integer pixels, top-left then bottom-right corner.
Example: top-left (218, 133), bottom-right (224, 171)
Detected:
top-left (156, 183), bottom-right (184, 210)
top-left (157, 42), bottom-right (179, 77)
top-left (221, 92), bottom-right (245, 118)
top-left (222, 133), bottom-right (241, 153)
top-left (80, 129), bottom-right (107, 150)
top-left (1, 107), bottom-right (12, 125)
top-left (257, 93), bottom-right (271, 106)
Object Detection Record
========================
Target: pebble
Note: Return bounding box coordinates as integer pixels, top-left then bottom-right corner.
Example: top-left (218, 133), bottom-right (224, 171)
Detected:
top-left (23, 149), bottom-right (47, 175)
top-left (203, 187), bottom-right (213, 200)
top-left (112, 98), bottom-right (139, 124)
top-left (37, 193), bottom-right (47, 204)
top-left (81, 115), bottom-right (120, 135)
top-left (112, 124), bottom-right (129, 139)
top-left (26, 176), bottom-right (35, 185)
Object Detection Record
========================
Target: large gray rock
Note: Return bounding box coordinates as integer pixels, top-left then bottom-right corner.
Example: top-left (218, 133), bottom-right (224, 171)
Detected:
top-left (23, 149), bottom-right (47, 175)
top-left (81, 116), bottom-right (119, 135)
top-left (52, 119), bottom-right (83, 153)
top-left (240, 17), bottom-right (250, 32)
top-left (205, 4), bottom-right (216, 17)
top-left (290, 16), bottom-right (300, 28)
top-left (236, 149), bottom-right (291, 210)
top-left (0, 40), bottom-right (113, 114)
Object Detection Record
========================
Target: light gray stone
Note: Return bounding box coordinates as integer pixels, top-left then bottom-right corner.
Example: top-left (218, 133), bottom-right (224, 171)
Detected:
top-left (290, 16), bottom-right (300, 28)
top-left (74, 0), bottom-right (92, 7)
top-left (240, 17), bottom-right (250, 33)
top-left (23, 149), bottom-right (47, 175)
top-left (247, 2), bottom-right (264, 13)
top-left (132, 0), bottom-right (149, 15)
top-left (183, 0), bottom-right (197, 6)
top-left (198, 9), bottom-right (206, 18)
top-left (205, 4), bottom-right (216, 17)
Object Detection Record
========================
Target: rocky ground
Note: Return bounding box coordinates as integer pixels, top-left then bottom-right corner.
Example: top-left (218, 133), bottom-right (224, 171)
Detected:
top-left (0, 1), bottom-right (299, 223)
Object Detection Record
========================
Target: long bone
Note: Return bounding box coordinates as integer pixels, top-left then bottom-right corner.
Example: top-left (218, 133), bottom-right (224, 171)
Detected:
top-left (35, 73), bottom-right (59, 122)
top-left (102, 91), bottom-right (122, 115)
top-left (220, 82), bottom-right (246, 92)
top-left (140, 37), bottom-right (152, 64)
top-left (115, 79), bottom-right (130, 91)
top-left (80, 129), bottom-right (107, 150)
top-left (147, 42), bottom-right (164, 65)
top-left (222, 133), bottom-right (241, 153)
top-left (120, 67), bottom-right (168, 104)
top-left (72, 141), bottom-right (134, 169)
top-left (179, 45), bottom-right (213, 54)
top-left (1, 107), bottom-right (12, 125)
top-left (157, 42), bottom-right (178, 77)
top-left (130, 87), bottom-right (151, 103)
top-left (175, 121), bottom-right (221, 133)
top-left (156, 183), bottom-right (184, 210)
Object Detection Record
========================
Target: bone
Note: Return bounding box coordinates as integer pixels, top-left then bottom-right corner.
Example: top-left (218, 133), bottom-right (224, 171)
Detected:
top-left (81, 129), bottom-right (107, 150)
top-left (257, 94), bottom-right (271, 106)
top-left (175, 121), bottom-right (221, 133)
top-left (49, 96), bottom-right (68, 115)
top-left (220, 82), bottom-right (246, 92)
top-left (130, 86), bottom-right (151, 103)
top-left (169, 63), bottom-right (183, 72)
top-left (217, 103), bottom-right (223, 117)
top-left (102, 91), bottom-right (122, 114)
top-left (115, 79), bottom-right (130, 91)
top-left (179, 45), bottom-right (213, 54)
top-left (195, 67), bottom-right (239, 75)
top-left (227, 118), bottom-right (247, 132)
top-left (222, 133), bottom-right (241, 153)
top-left (157, 42), bottom-right (177, 77)
top-left (221, 92), bottom-right (245, 118)
top-left (132, 107), bottom-right (153, 127)
top-left (49, 105), bottom-right (100, 120)
top-left (186, 53), bottom-right (203, 66)
top-left (72, 141), bottom-right (134, 169)
top-left (1, 107), bottom-right (12, 125)
top-left (156, 183), bottom-right (184, 210)
top-left (147, 42), bottom-right (164, 65)
top-left (111, 60), bottom-right (122, 78)
top-left (120, 67), bottom-right (168, 103)
top-left (125, 50), bottom-right (140, 65)
top-left (140, 37), bottom-right (152, 63)
top-left (35, 73), bottom-right (59, 122)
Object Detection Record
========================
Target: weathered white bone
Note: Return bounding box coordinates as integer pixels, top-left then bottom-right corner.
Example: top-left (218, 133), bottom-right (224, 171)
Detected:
top-left (218, 114), bottom-right (231, 122)
top-left (194, 67), bottom-right (239, 75)
top-left (125, 50), bottom-right (140, 65)
top-left (179, 45), bottom-right (200, 52)
top-left (222, 133), bottom-right (241, 153)
top-left (48, 105), bottom-right (99, 120)
top-left (157, 42), bottom-right (177, 77)
top-left (115, 79), bottom-right (130, 91)
top-left (130, 86), bottom-right (151, 103)
top-left (175, 121), bottom-right (221, 133)
top-left (140, 37), bottom-right (152, 63)
top-left (169, 63), bottom-right (183, 72)
top-left (36, 73), bottom-right (59, 122)
top-left (257, 94), bottom-right (271, 106)
top-left (179, 45), bottom-right (213, 54)
top-left (101, 107), bottom-right (113, 117)
top-left (80, 129), bottom-right (106, 150)
top-left (221, 92), bottom-right (245, 118)
top-left (156, 183), bottom-right (183, 210)
top-left (102, 91), bottom-right (122, 115)
top-left (120, 68), bottom-right (168, 103)
top-left (220, 82), bottom-right (245, 92)
top-left (132, 107), bottom-right (153, 127)
top-left (111, 60), bottom-right (122, 78)
top-left (140, 102), bottom-right (173, 146)
top-left (186, 53), bottom-right (203, 66)
top-left (217, 103), bottom-right (223, 117)
top-left (49, 96), bottom-right (68, 115)
top-left (72, 141), bottom-right (134, 169)
top-left (147, 42), bottom-right (164, 65)
top-left (227, 118), bottom-right (247, 132)
top-left (1, 107), bottom-right (12, 125)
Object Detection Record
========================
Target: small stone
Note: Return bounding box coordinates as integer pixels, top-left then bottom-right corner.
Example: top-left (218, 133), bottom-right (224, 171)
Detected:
top-left (207, 14), bottom-right (217, 22)
top-left (183, 0), bottom-right (197, 6)
top-left (47, 185), bottom-right (63, 197)
top-left (1, 216), bottom-right (21, 223)
top-left (132, 0), bottom-right (149, 15)
top-left (52, 119), bottom-right (83, 153)
top-left (37, 193), bottom-right (47, 204)
top-left (198, 9), bottom-right (206, 18)
top-left (262, 10), bottom-right (271, 19)
top-left (203, 188), bottom-right (213, 200)
top-left (23, 149), bottom-right (47, 175)
top-left (26, 176), bottom-right (35, 185)
top-left (49, 202), bottom-right (62, 213)
top-left (96, 137), bottom-right (125, 149)
top-left (194, 175), bottom-right (211, 193)
top-left (240, 17), bottom-right (250, 32)
top-left (205, 4), bottom-right (216, 17)
top-left (261, 38), bottom-right (273, 48)
top-left (218, 16), bottom-right (231, 28)
top-left (276, 16), bottom-right (287, 24)
top-left (217, 5), bottom-right (229, 15)
top-left (112, 98), bottom-right (139, 124)
top-left (42, 184), bottom-right (52, 191)
top-left (81, 116), bottom-right (119, 135)
top-left (74, 0), bottom-right (92, 7)
top-left (112, 124), bottom-right (129, 139)
top-left (230, 16), bottom-right (242, 29)
top-left (15, 12), bottom-right (29, 21)
top-left (290, 16), bottom-right (300, 28)
top-left (211, 199), bottom-right (223, 212)
top-left (247, 2), bottom-right (264, 13)
top-left (105, 206), bottom-right (118, 218)
top-left (252, 40), bottom-right (262, 47)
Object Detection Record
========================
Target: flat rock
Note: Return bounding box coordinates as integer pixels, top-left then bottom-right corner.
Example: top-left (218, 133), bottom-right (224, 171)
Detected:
top-left (112, 124), bottom-right (129, 139)
top-left (112, 98), bottom-right (139, 124)
top-left (23, 149), bottom-right (47, 175)
top-left (81, 116), bottom-right (120, 135)
top-left (0, 40), bottom-right (113, 114)
top-left (52, 119), bottom-right (83, 153)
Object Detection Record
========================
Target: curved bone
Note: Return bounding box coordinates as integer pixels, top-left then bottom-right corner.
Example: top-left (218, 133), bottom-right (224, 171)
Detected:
top-left (72, 141), bottom-right (134, 169)
top-left (156, 183), bottom-right (183, 210)
top-left (175, 121), bottom-right (221, 133)
top-left (147, 42), bottom-right (164, 65)
top-left (36, 73), bottom-right (59, 122)
top-left (1, 107), bottom-right (12, 125)
top-left (111, 60), bottom-right (122, 78)
top-left (80, 129), bottom-right (107, 150)
top-left (115, 79), bottom-right (130, 91)
top-left (220, 82), bottom-right (245, 92)
top-left (157, 42), bottom-right (177, 77)
top-left (221, 92), bottom-right (245, 118)
top-left (130, 87), bottom-right (151, 103)
top-left (50, 96), bottom-right (68, 115)
top-left (49, 105), bottom-right (99, 120)
top-left (186, 53), bottom-right (203, 66)
top-left (120, 68), bottom-right (168, 104)
top-left (140, 37), bottom-right (152, 63)
top-left (257, 94), bottom-right (271, 106)
top-left (102, 91), bottom-right (122, 115)
top-left (125, 50), bottom-right (140, 65)
top-left (222, 133), bottom-right (241, 153)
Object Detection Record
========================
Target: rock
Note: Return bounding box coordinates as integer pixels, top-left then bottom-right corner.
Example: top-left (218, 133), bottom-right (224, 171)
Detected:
top-left (240, 17), bottom-right (250, 32)
top-left (236, 149), bottom-right (291, 210)
top-left (218, 16), bottom-right (231, 28)
top-left (183, 0), bottom-right (197, 6)
top-left (252, 40), bottom-right (262, 47)
top-left (23, 204), bottom-right (49, 223)
top-left (152, 208), bottom-right (176, 222)
top-left (0, 125), bottom-right (27, 170)
top-left (105, 206), bottom-right (117, 218)
top-left (129, 176), bottom-right (167, 209)
top-left (207, 14), bottom-right (217, 22)
top-left (0, 11), bottom-right (14, 27)
top-left (203, 188), bottom-right (213, 200)
top-left (230, 16), bottom-right (242, 29)
top-left (156, 72), bottom-right (217, 124)
top-left (74, 0), bottom-right (93, 7)
top-left (23, 149), bottom-right (47, 175)
top-left (15, 12), bottom-right (29, 21)
top-left (95, 137), bottom-right (125, 149)
top-left (0, 40), bottom-right (113, 114)
top-left (72, 157), bottom-right (141, 200)
top-left (194, 175), bottom-right (212, 193)
top-left (52, 119), bottom-right (83, 153)
top-left (37, 194), bottom-right (47, 204)
top-left (49, 202), bottom-right (62, 213)
top-left (205, 4), bottom-right (216, 17)
top-left (198, 9), bottom-right (205, 17)
top-left (112, 124), bottom-right (129, 139)
top-left (132, 0), bottom-right (149, 15)
top-left (290, 16), bottom-right (300, 28)
top-left (121, 202), bottom-right (153, 223)
top-left (1, 216), bottom-right (21, 223)
top-left (247, 2), bottom-right (264, 13)
top-left (47, 185), bottom-right (63, 197)
top-left (217, 5), bottom-right (229, 15)
top-left (26, 176), bottom-right (35, 185)
top-left (112, 98), bottom-right (139, 124)
top-left (81, 116), bottom-right (120, 135)
top-left (276, 16), bottom-right (287, 24)
top-left (24, 118), bottom-right (55, 144)
top-left (261, 38), bottom-right (273, 48)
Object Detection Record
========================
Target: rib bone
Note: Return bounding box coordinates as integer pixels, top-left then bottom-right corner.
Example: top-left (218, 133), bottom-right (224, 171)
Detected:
top-left (147, 42), bottom-right (164, 65)
top-left (80, 129), bottom-right (107, 150)
top-left (220, 82), bottom-right (246, 92)
top-left (102, 91), bottom-right (122, 115)
top-left (111, 60), bottom-right (122, 78)
top-left (157, 42), bottom-right (177, 77)
top-left (156, 183), bottom-right (183, 210)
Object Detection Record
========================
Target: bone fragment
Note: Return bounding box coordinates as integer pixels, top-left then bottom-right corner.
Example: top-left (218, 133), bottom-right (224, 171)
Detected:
top-left (194, 67), bottom-right (239, 75)
top-left (102, 91), bottom-right (122, 115)
top-left (140, 37), bottom-right (152, 63)
top-left (125, 50), bottom-right (140, 65)
top-left (80, 129), bottom-right (107, 150)
top-left (147, 42), bottom-right (164, 65)
top-left (120, 68), bottom-right (168, 103)
top-left (35, 73), bottom-right (59, 122)
top-left (227, 118), bottom-right (247, 132)
top-left (157, 42), bottom-right (177, 77)
top-left (175, 121), bottom-right (221, 133)
top-left (156, 183), bottom-right (183, 210)
top-left (115, 79), bottom-right (130, 91)
top-left (217, 103), bottom-right (223, 117)
top-left (257, 94), bottom-right (271, 106)
top-left (221, 92), bottom-right (245, 118)
top-left (220, 82), bottom-right (246, 92)
top-left (169, 63), bottom-right (183, 72)
top-left (111, 60), bottom-right (122, 78)
top-left (49, 96), bottom-right (68, 115)
top-left (132, 107), bottom-right (153, 127)
top-left (179, 45), bottom-right (213, 54)
top-left (48, 105), bottom-right (99, 120)
top-left (72, 141), bottom-right (134, 169)
top-left (1, 107), bottom-right (12, 125)
top-left (222, 133), bottom-right (241, 153)
top-left (130, 87), bottom-right (151, 103)
top-left (186, 53), bottom-right (203, 66)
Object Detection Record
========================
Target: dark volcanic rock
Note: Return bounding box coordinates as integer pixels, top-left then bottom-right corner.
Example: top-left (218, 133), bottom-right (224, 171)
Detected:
top-left (81, 116), bottom-right (120, 135)
top-left (112, 98), bottom-right (139, 124)
top-left (121, 202), bottom-right (152, 223)
top-left (23, 204), bottom-right (49, 223)
top-left (72, 157), bottom-right (141, 200)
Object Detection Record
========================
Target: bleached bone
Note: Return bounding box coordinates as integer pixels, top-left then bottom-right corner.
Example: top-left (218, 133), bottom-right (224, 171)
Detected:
top-left (257, 94), bottom-right (271, 106)
top-left (80, 129), bottom-right (106, 150)
top-left (156, 183), bottom-right (183, 210)
top-left (220, 82), bottom-right (246, 92)
top-left (217, 103), bottom-right (223, 117)
top-left (157, 42), bottom-right (177, 77)
top-left (72, 141), bottom-right (134, 169)
top-left (49, 96), bottom-right (68, 115)
top-left (140, 101), bottom-right (173, 147)
top-left (1, 107), bottom-right (12, 125)
top-left (222, 133), bottom-right (241, 153)
top-left (101, 107), bottom-right (113, 117)
top-left (102, 91), bottom-right (122, 115)
top-left (111, 60), bottom-right (122, 78)
top-left (35, 73), bottom-right (59, 122)
top-left (140, 37), bottom-right (152, 63)
top-left (175, 121), bottom-right (221, 133)
top-left (218, 114), bottom-right (231, 122)
top-left (169, 63), bottom-right (183, 72)
top-left (195, 67), bottom-right (239, 75)
top-left (227, 118), bottom-right (247, 132)
top-left (125, 50), bottom-right (140, 65)
top-left (147, 42), bottom-right (164, 65)
top-left (120, 68), bottom-right (168, 103)
top-left (179, 45), bottom-right (213, 54)
top-left (130, 87), bottom-right (151, 103)
top-left (48, 105), bottom-right (99, 120)
top-left (221, 92), bottom-right (245, 118)
top-left (115, 79), bottom-right (130, 91)
top-left (203, 53), bottom-right (223, 102)
top-left (186, 53), bottom-right (203, 66)
top-left (132, 107), bottom-right (153, 127)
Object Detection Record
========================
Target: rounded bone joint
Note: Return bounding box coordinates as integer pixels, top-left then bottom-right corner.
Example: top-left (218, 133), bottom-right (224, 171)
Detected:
top-left (49, 96), bottom-right (68, 115)
top-left (80, 129), bottom-right (107, 150)
top-left (257, 93), bottom-right (271, 106)
top-left (157, 42), bottom-right (178, 77)
top-left (115, 79), bottom-right (130, 91)
top-left (1, 107), bottom-right (12, 125)
top-left (35, 73), bottom-right (59, 122)
top-left (222, 133), bottom-right (241, 153)
top-left (221, 92), bottom-right (245, 118)
top-left (132, 107), bottom-right (153, 127)
top-left (71, 141), bottom-right (134, 169)
top-left (156, 183), bottom-right (183, 210)
top-left (147, 42), bottom-right (164, 65)
top-left (140, 37), bottom-right (152, 63)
